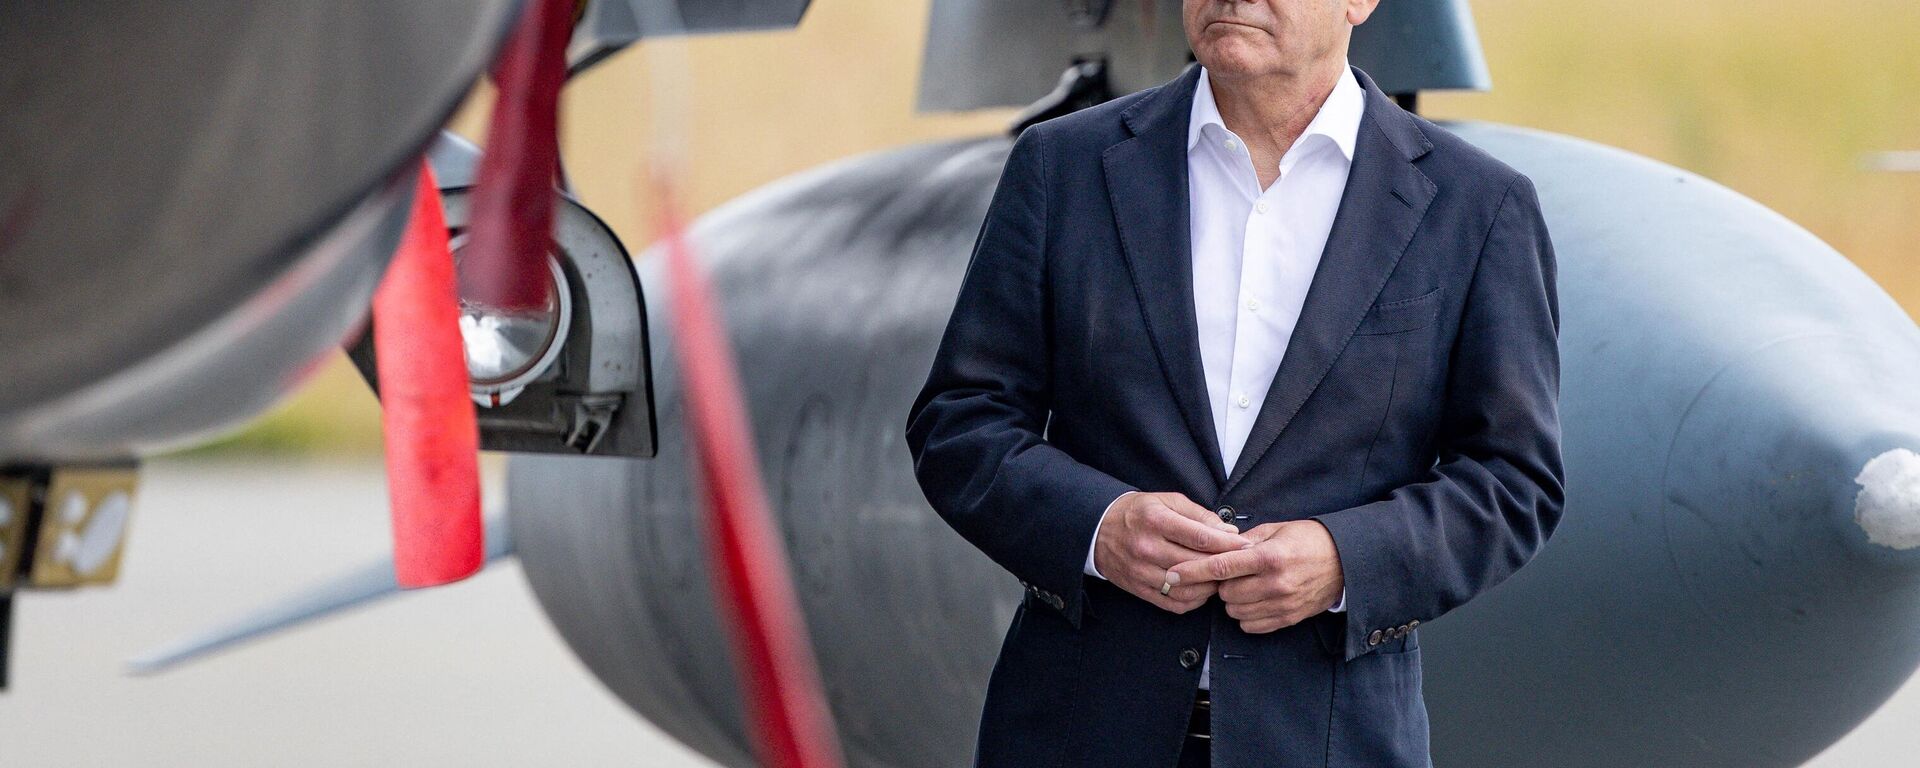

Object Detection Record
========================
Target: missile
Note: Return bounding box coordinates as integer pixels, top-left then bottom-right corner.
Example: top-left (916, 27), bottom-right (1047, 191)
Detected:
top-left (0, 1), bottom-right (521, 462)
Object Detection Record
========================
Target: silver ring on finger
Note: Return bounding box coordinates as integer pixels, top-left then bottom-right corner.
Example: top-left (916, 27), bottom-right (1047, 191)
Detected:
top-left (1159, 577), bottom-right (1174, 596)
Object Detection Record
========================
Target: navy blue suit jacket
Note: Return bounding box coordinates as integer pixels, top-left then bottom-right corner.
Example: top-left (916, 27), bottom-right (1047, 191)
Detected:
top-left (905, 63), bottom-right (1565, 768)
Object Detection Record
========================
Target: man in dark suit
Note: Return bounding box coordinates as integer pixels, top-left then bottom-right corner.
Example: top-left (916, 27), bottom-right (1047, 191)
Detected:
top-left (904, 1), bottom-right (1564, 766)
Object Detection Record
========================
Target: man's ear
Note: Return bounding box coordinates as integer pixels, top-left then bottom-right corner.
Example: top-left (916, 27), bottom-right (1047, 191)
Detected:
top-left (1347, 0), bottom-right (1382, 26)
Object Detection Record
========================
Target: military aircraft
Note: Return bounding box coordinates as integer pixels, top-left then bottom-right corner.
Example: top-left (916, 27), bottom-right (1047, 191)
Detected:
top-left (9, 2), bottom-right (1920, 767)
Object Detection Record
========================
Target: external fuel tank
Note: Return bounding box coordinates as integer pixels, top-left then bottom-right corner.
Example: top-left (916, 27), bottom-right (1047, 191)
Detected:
top-left (510, 123), bottom-right (1920, 767)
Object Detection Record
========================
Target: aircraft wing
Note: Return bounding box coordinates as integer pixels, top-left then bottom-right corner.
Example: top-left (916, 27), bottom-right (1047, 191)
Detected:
top-left (569, 0), bottom-right (813, 73)
top-left (917, 0), bottom-right (1490, 113)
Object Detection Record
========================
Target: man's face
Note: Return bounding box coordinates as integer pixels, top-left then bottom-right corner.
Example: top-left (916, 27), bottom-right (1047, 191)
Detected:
top-left (1182, 0), bottom-right (1373, 79)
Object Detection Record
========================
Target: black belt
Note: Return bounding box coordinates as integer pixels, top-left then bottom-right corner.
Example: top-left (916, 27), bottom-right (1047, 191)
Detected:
top-left (1186, 689), bottom-right (1211, 740)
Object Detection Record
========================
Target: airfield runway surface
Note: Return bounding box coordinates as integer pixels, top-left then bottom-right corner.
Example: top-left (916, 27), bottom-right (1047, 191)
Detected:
top-left (1, 458), bottom-right (1915, 766)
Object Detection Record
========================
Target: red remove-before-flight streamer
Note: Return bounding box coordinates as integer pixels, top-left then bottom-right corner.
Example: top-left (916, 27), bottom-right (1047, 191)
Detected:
top-left (657, 183), bottom-right (847, 768)
top-left (372, 164), bottom-right (485, 588)
top-left (370, 0), bottom-right (567, 590)
top-left (461, 0), bottom-right (572, 314)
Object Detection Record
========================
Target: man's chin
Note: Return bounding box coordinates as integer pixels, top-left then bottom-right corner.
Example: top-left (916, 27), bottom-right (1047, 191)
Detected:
top-left (1196, 45), bottom-right (1281, 78)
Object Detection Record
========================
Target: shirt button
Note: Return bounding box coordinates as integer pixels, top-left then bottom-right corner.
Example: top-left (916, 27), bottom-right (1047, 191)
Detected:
top-left (1223, 138), bottom-right (1238, 151)
top-left (1255, 200), bottom-right (1270, 214)
top-left (1236, 394), bottom-right (1251, 409)
top-left (1245, 298), bottom-right (1260, 312)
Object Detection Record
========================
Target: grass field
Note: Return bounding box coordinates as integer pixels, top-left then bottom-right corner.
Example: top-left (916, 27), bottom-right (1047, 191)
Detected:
top-left (187, 0), bottom-right (1920, 456)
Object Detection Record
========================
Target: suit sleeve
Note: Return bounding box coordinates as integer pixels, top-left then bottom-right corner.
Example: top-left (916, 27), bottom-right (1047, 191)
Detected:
top-left (1085, 491), bottom-right (1139, 580)
top-left (1311, 173), bottom-right (1566, 661)
top-left (904, 127), bottom-right (1137, 629)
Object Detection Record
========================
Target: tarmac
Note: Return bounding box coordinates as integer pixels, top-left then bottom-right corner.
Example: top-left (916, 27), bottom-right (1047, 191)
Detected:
top-left (0, 458), bottom-right (1913, 766)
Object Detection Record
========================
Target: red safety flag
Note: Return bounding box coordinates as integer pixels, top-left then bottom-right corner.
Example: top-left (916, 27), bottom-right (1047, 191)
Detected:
top-left (373, 164), bottom-right (485, 588)
top-left (366, 0), bottom-right (571, 589)
top-left (659, 185), bottom-right (846, 768)
top-left (461, 0), bottom-right (573, 314)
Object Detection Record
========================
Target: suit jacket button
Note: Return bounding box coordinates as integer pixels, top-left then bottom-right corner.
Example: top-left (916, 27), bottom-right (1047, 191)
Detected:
top-left (1394, 625), bottom-right (1408, 639)
top-left (1217, 505), bottom-right (1235, 523)
top-left (1048, 593), bottom-right (1065, 610)
top-left (1179, 648), bottom-right (1202, 669)
top-left (1368, 629), bottom-right (1384, 646)
top-left (1408, 620), bottom-right (1419, 631)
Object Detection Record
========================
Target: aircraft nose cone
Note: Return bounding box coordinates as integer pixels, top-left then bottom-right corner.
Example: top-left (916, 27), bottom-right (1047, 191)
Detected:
top-left (1662, 332), bottom-right (1920, 573)
top-left (1650, 331), bottom-right (1920, 760)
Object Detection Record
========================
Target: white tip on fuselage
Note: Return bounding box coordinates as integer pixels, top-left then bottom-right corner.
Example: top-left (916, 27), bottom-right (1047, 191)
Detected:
top-left (1855, 448), bottom-right (1920, 549)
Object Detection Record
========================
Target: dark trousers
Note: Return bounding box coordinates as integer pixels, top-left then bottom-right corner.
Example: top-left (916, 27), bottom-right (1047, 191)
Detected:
top-left (1176, 689), bottom-right (1209, 768)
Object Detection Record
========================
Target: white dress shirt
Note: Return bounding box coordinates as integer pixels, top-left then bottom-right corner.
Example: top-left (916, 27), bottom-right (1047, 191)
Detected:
top-left (1083, 62), bottom-right (1364, 689)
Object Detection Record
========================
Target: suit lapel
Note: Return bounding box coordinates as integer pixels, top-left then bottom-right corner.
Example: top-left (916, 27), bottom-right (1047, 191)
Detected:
top-left (1220, 68), bottom-right (1437, 495)
top-left (1102, 62), bottom-right (1229, 489)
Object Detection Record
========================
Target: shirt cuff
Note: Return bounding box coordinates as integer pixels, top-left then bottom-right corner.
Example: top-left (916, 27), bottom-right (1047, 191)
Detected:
top-left (1328, 587), bottom-right (1347, 613)
top-left (1084, 490), bottom-right (1139, 580)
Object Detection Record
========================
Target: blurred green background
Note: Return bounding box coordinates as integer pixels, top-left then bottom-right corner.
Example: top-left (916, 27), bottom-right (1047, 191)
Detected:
top-left (185, 0), bottom-right (1920, 457)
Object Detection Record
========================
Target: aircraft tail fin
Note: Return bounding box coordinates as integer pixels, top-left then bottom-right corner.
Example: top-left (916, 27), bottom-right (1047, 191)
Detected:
top-left (916, 0), bottom-right (1491, 113)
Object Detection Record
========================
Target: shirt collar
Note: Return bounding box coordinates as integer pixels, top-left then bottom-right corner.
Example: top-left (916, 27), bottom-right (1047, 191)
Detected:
top-left (1187, 62), bottom-right (1365, 162)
